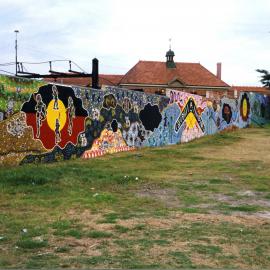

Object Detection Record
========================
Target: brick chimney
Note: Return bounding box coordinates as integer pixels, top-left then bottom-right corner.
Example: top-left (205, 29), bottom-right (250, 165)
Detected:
top-left (216, 62), bottom-right (222, 80)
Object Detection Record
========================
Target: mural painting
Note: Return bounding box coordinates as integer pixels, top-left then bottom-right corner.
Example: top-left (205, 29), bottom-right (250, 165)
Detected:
top-left (247, 93), bottom-right (270, 126)
top-left (143, 102), bottom-right (181, 147)
top-left (0, 76), bottom-right (46, 165)
top-left (0, 74), bottom-right (269, 166)
top-left (7, 83), bottom-right (167, 164)
top-left (201, 101), bottom-right (219, 135)
top-left (0, 111), bottom-right (47, 166)
top-left (21, 84), bottom-right (88, 150)
top-left (240, 93), bottom-right (250, 122)
top-left (166, 90), bottom-right (207, 143)
top-left (82, 128), bottom-right (135, 159)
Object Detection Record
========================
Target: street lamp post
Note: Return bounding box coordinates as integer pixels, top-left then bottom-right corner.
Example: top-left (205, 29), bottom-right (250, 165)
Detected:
top-left (14, 30), bottom-right (19, 76)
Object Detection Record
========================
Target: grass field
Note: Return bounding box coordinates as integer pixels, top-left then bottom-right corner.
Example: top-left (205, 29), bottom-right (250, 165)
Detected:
top-left (0, 126), bottom-right (270, 269)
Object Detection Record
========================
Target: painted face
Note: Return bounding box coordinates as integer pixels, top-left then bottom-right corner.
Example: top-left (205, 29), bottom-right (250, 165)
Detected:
top-left (222, 104), bottom-right (232, 124)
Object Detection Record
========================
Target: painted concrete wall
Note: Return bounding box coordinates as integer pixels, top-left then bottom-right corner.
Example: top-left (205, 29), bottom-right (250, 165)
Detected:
top-left (0, 75), bottom-right (269, 166)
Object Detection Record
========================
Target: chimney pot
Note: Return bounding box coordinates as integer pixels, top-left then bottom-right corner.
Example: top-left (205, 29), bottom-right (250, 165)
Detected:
top-left (217, 62), bottom-right (222, 80)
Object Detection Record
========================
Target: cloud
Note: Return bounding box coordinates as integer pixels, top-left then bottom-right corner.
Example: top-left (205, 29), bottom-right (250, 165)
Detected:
top-left (0, 0), bottom-right (269, 86)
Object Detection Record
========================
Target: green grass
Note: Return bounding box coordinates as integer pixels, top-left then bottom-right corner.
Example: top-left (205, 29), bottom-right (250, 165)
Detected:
top-left (226, 205), bottom-right (261, 212)
top-left (16, 238), bottom-right (48, 249)
top-left (190, 244), bottom-right (222, 256)
top-left (98, 213), bottom-right (119, 223)
top-left (0, 127), bottom-right (270, 268)
top-left (55, 246), bottom-right (71, 253)
top-left (114, 238), bottom-right (170, 249)
top-left (87, 230), bottom-right (113, 238)
top-left (114, 225), bottom-right (129, 233)
top-left (25, 254), bottom-right (59, 268)
top-left (169, 251), bottom-right (193, 268)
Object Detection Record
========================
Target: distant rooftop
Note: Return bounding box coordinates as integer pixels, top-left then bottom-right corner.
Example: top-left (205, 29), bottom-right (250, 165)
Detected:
top-left (232, 86), bottom-right (270, 95)
top-left (44, 74), bottom-right (124, 87)
top-left (119, 60), bottom-right (229, 88)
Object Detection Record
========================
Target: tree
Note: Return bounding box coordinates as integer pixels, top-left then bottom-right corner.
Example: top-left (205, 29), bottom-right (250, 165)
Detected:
top-left (256, 69), bottom-right (270, 88)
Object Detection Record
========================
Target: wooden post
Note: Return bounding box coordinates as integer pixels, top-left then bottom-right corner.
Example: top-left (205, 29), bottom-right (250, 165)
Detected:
top-left (92, 58), bottom-right (99, 89)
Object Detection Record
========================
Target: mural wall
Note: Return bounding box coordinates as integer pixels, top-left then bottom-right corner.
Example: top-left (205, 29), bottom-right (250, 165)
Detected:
top-left (248, 92), bottom-right (270, 125)
top-left (0, 74), bottom-right (269, 166)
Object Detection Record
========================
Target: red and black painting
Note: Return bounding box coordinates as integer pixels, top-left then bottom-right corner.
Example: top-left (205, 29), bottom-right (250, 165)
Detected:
top-left (21, 84), bottom-right (88, 150)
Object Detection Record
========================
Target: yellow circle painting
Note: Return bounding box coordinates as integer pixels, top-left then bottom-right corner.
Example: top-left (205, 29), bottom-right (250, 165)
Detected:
top-left (242, 98), bottom-right (248, 118)
top-left (46, 99), bottom-right (67, 131)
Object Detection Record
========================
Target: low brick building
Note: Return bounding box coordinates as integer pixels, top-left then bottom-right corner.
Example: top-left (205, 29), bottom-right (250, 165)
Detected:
top-left (118, 49), bottom-right (230, 98)
top-left (230, 86), bottom-right (270, 98)
top-left (45, 74), bottom-right (123, 88)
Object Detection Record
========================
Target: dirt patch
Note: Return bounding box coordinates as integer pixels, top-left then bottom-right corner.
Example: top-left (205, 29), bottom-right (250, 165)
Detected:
top-left (237, 190), bottom-right (265, 197)
top-left (46, 208), bottom-right (270, 269)
top-left (66, 209), bottom-right (115, 231)
top-left (139, 238), bottom-right (246, 268)
top-left (173, 212), bottom-right (269, 226)
top-left (68, 208), bottom-right (270, 229)
top-left (135, 186), bottom-right (180, 208)
top-left (253, 211), bottom-right (270, 219)
top-left (117, 212), bottom-right (269, 229)
top-left (147, 234), bottom-right (242, 267)
top-left (51, 236), bottom-right (102, 257)
top-left (192, 203), bottom-right (215, 209)
top-left (213, 194), bottom-right (270, 208)
top-left (189, 253), bottom-right (221, 268)
top-left (146, 241), bottom-right (191, 265)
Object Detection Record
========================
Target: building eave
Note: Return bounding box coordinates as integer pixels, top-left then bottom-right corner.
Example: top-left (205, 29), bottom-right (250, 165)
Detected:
top-left (119, 83), bottom-right (230, 90)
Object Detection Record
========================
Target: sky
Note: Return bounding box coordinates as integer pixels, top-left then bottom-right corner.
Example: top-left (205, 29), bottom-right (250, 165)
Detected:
top-left (0, 0), bottom-right (269, 86)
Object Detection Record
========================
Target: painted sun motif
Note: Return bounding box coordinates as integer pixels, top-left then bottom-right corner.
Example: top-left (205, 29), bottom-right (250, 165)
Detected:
top-left (242, 98), bottom-right (248, 118)
top-left (46, 100), bottom-right (67, 131)
top-left (240, 93), bottom-right (250, 122)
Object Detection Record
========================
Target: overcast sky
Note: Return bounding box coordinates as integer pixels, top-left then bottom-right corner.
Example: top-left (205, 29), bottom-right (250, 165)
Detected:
top-left (0, 0), bottom-right (269, 86)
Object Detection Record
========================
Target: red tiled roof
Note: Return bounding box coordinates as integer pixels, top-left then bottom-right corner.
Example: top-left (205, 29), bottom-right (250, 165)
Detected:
top-left (232, 86), bottom-right (270, 95)
top-left (119, 61), bottom-right (229, 87)
top-left (100, 74), bottom-right (124, 86)
top-left (44, 74), bottom-right (124, 87)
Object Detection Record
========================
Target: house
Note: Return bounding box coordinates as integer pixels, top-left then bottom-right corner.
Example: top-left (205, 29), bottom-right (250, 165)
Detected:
top-left (118, 49), bottom-right (230, 99)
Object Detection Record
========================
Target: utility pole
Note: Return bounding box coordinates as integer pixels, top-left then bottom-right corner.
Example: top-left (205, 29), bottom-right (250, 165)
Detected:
top-left (14, 30), bottom-right (19, 76)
